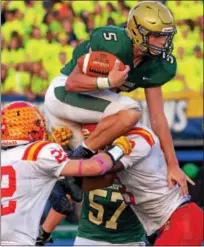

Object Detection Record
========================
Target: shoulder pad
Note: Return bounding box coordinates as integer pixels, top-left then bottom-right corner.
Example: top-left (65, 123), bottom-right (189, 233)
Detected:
top-left (22, 141), bottom-right (51, 161)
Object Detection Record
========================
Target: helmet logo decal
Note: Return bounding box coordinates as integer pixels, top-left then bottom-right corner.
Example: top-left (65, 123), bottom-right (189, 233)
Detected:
top-left (162, 27), bottom-right (174, 32)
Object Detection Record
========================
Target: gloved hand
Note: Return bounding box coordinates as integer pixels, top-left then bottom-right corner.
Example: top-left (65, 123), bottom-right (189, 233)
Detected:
top-left (52, 193), bottom-right (74, 214)
top-left (112, 136), bottom-right (132, 155)
top-left (59, 177), bottom-right (83, 203)
top-left (36, 227), bottom-right (53, 246)
top-left (49, 127), bottom-right (72, 149)
top-left (69, 145), bottom-right (94, 159)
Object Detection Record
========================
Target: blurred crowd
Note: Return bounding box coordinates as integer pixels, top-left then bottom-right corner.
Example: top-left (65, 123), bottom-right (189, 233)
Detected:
top-left (1, 0), bottom-right (203, 99)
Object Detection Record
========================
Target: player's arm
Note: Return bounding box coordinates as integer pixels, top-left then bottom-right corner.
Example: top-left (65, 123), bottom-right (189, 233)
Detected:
top-left (65, 59), bottom-right (129, 92)
top-left (65, 29), bottom-right (129, 92)
top-left (145, 87), bottom-right (194, 195)
top-left (65, 64), bottom-right (98, 92)
top-left (61, 136), bottom-right (131, 177)
top-left (82, 136), bottom-right (151, 191)
top-left (36, 208), bottom-right (65, 246)
top-left (82, 162), bottom-right (124, 191)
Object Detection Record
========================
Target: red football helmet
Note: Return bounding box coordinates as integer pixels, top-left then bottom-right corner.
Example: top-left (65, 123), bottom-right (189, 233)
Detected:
top-left (1, 101), bottom-right (47, 147)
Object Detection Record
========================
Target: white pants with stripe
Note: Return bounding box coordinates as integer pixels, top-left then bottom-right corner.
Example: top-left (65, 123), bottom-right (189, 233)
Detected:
top-left (74, 236), bottom-right (146, 246)
top-left (44, 75), bottom-right (141, 149)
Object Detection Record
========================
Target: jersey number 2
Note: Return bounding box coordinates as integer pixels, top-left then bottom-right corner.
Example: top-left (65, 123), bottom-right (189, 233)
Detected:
top-left (88, 189), bottom-right (126, 230)
top-left (1, 166), bottom-right (17, 216)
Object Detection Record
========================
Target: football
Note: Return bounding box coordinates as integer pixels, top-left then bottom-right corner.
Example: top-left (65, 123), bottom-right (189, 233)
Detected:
top-left (77, 51), bottom-right (126, 77)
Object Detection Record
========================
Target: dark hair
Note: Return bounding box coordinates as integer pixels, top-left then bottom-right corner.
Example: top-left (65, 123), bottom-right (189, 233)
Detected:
top-left (184, 19), bottom-right (195, 31)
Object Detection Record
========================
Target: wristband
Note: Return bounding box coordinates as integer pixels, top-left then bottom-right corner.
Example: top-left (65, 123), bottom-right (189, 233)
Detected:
top-left (96, 77), bottom-right (111, 89)
top-left (91, 156), bottom-right (110, 175)
top-left (106, 146), bottom-right (124, 164)
top-left (78, 159), bottom-right (83, 176)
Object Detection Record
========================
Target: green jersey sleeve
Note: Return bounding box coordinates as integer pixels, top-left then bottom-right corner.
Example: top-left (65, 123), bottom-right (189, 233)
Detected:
top-left (120, 55), bottom-right (177, 92)
top-left (60, 40), bottom-right (90, 76)
top-left (139, 55), bottom-right (177, 88)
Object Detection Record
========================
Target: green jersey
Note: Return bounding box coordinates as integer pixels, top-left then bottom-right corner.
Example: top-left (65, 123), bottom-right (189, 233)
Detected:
top-left (77, 180), bottom-right (145, 243)
top-left (61, 25), bottom-right (177, 92)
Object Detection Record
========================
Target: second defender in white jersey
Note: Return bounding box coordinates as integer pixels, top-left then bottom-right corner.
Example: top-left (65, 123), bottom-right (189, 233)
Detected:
top-left (82, 123), bottom-right (203, 246)
top-left (1, 101), bottom-right (131, 246)
top-left (116, 124), bottom-right (188, 235)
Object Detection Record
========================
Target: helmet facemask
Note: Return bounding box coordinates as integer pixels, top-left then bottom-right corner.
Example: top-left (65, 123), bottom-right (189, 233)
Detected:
top-left (136, 25), bottom-right (176, 58)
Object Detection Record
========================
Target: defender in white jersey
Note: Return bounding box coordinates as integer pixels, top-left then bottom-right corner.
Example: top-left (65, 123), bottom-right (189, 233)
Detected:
top-left (82, 123), bottom-right (203, 246)
top-left (1, 101), bottom-right (131, 246)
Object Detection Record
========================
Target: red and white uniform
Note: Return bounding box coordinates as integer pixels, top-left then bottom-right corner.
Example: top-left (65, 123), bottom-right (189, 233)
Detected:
top-left (1, 141), bottom-right (69, 245)
top-left (117, 123), bottom-right (203, 245)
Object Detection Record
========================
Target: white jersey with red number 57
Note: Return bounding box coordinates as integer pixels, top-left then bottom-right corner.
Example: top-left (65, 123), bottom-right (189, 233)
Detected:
top-left (1, 141), bottom-right (69, 245)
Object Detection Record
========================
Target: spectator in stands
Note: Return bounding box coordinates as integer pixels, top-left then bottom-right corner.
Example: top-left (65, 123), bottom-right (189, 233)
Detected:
top-left (105, 2), bottom-right (120, 25)
top-left (24, 0), bottom-right (45, 28)
top-left (25, 26), bottom-right (48, 61)
top-left (61, 18), bottom-right (77, 44)
top-left (1, 1), bottom-right (10, 25)
top-left (1, 35), bottom-right (6, 50)
top-left (1, 9), bottom-right (25, 42)
top-left (29, 61), bottom-right (49, 98)
top-left (46, 30), bottom-right (56, 44)
top-left (107, 17), bottom-right (116, 26)
top-left (56, 2), bottom-right (76, 20)
top-left (2, 32), bottom-right (26, 68)
top-left (186, 45), bottom-right (203, 92)
top-left (1, 64), bottom-right (9, 94)
top-left (85, 16), bottom-right (95, 34)
top-left (1, 63), bottom-right (32, 97)
top-left (57, 32), bottom-right (74, 58)
top-left (194, 45), bottom-right (203, 59)
top-left (43, 11), bottom-right (62, 35)
top-left (93, 2), bottom-right (107, 27)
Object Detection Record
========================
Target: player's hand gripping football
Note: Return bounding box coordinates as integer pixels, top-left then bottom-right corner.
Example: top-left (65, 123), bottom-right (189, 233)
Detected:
top-left (49, 127), bottom-right (72, 149)
top-left (108, 60), bottom-right (130, 88)
top-left (167, 165), bottom-right (195, 196)
top-left (113, 136), bottom-right (132, 155)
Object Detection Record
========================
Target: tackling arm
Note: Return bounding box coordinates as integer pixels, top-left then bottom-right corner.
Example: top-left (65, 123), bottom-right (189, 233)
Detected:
top-left (61, 136), bottom-right (130, 177)
top-left (61, 153), bottom-right (113, 177)
top-left (82, 161), bottom-right (125, 191)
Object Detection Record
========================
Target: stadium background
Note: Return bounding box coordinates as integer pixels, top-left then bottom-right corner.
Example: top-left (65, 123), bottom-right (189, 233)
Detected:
top-left (1, 0), bottom-right (203, 245)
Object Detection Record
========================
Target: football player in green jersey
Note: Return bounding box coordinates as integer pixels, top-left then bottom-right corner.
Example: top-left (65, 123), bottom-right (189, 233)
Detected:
top-left (44, 1), bottom-right (189, 194)
top-left (37, 182), bottom-right (146, 246)
top-left (75, 182), bottom-right (146, 246)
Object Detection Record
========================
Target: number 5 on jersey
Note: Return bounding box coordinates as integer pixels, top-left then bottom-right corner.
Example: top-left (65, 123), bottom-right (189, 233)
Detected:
top-left (103, 32), bottom-right (118, 41)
